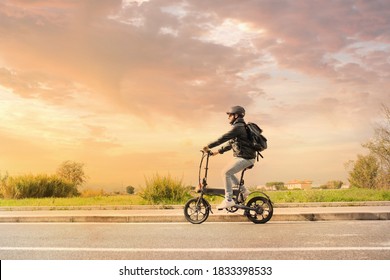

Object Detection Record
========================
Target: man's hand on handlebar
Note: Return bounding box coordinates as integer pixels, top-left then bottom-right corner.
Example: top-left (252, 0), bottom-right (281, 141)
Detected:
top-left (202, 146), bottom-right (219, 156)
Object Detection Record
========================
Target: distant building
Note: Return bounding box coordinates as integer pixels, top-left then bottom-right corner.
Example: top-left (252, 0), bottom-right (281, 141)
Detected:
top-left (285, 180), bottom-right (312, 190)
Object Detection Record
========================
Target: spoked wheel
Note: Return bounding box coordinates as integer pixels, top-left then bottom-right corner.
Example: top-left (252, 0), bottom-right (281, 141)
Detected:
top-left (184, 198), bottom-right (210, 224)
top-left (245, 196), bottom-right (273, 224)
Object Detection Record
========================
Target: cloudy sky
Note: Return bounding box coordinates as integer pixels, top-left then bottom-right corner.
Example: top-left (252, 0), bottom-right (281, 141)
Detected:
top-left (0, 0), bottom-right (389, 190)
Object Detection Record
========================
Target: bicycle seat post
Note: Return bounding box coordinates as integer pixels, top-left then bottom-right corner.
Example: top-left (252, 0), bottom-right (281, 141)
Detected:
top-left (239, 165), bottom-right (254, 189)
top-left (239, 169), bottom-right (246, 190)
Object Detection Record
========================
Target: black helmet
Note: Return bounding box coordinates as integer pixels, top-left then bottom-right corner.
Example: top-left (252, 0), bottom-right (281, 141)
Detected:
top-left (226, 105), bottom-right (245, 117)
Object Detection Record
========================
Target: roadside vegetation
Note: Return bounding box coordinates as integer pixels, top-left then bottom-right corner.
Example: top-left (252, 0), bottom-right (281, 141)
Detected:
top-left (346, 104), bottom-right (390, 190)
top-left (0, 161), bottom-right (84, 199)
top-left (139, 173), bottom-right (192, 205)
top-left (266, 188), bottom-right (390, 203)
top-left (0, 188), bottom-right (389, 207)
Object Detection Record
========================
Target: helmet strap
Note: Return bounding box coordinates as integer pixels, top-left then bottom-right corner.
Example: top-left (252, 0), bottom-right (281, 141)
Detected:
top-left (230, 114), bottom-right (239, 124)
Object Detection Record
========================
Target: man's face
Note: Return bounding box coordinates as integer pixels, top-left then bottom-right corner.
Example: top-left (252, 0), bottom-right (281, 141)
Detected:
top-left (228, 113), bottom-right (236, 123)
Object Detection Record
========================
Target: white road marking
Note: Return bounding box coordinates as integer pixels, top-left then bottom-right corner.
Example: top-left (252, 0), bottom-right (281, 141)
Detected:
top-left (1, 247), bottom-right (390, 252)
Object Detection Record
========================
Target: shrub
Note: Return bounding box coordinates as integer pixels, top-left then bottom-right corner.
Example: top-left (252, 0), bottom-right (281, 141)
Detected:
top-left (0, 171), bottom-right (13, 199)
top-left (139, 173), bottom-right (191, 204)
top-left (319, 180), bottom-right (344, 189)
top-left (126, 186), bottom-right (135, 194)
top-left (0, 174), bottom-right (79, 199)
top-left (80, 188), bottom-right (106, 198)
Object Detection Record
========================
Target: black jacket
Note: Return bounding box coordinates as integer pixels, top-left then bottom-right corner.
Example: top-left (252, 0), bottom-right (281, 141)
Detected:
top-left (207, 118), bottom-right (256, 159)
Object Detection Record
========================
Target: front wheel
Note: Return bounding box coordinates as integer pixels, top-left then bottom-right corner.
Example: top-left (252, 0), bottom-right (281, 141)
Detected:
top-left (245, 196), bottom-right (273, 224)
top-left (184, 197), bottom-right (210, 224)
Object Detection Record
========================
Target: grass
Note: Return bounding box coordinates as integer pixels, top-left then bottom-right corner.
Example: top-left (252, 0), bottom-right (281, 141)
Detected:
top-left (0, 173), bottom-right (78, 199)
top-left (139, 173), bottom-right (192, 204)
top-left (0, 195), bottom-right (146, 207)
top-left (0, 188), bottom-right (389, 207)
top-left (264, 188), bottom-right (390, 203)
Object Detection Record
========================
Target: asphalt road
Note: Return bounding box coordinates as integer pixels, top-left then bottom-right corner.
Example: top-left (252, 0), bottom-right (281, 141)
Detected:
top-left (0, 221), bottom-right (389, 260)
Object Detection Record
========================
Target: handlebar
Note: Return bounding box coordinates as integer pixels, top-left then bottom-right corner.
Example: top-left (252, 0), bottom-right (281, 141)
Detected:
top-left (200, 149), bottom-right (212, 155)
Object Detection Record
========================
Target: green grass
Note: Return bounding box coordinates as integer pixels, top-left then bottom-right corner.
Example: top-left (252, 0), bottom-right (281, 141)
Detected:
top-left (0, 195), bottom-right (147, 207)
top-left (0, 188), bottom-right (389, 207)
top-left (265, 188), bottom-right (390, 203)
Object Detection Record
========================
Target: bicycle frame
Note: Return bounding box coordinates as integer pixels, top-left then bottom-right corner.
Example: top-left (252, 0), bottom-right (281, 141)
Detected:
top-left (199, 151), bottom-right (270, 195)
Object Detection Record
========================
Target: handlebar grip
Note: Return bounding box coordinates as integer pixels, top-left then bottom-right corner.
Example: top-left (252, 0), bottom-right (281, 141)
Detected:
top-left (200, 150), bottom-right (212, 155)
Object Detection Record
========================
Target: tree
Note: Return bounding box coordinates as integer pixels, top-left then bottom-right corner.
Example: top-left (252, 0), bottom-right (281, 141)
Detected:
top-left (363, 104), bottom-right (390, 189)
top-left (56, 161), bottom-right (87, 187)
top-left (347, 154), bottom-right (379, 189)
top-left (266, 182), bottom-right (285, 190)
top-left (347, 105), bottom-right (390, 189)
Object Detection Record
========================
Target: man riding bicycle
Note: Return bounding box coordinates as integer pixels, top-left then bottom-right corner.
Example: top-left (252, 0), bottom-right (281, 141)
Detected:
top-left (203, 105), bottom-right (256, 210)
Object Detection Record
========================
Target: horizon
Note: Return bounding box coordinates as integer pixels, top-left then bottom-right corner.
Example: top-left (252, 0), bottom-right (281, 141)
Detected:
top-left (1, 0), bottom-right (390, 192)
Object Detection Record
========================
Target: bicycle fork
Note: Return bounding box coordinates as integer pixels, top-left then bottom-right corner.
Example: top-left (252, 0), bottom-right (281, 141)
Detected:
top-left (197, 195), bottom-right (214, 214)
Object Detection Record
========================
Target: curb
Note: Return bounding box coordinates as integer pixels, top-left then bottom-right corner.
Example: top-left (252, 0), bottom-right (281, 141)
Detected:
top-left (1, 212), bottom-right (389, 223)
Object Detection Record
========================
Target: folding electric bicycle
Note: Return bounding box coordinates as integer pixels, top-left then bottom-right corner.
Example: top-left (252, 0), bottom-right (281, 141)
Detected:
top-left (183, 150), bottom-right (273, 224)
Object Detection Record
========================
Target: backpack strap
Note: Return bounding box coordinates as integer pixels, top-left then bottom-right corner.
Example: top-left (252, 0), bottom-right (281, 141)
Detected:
top-left (255, 151), bottom-right (264, 161)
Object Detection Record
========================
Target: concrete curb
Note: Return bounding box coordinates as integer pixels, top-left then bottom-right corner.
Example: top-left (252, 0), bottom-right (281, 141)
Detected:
top-left (1, 211), bottom-right (390, 223)
top-left (1, 213), bottom-right (389, 223)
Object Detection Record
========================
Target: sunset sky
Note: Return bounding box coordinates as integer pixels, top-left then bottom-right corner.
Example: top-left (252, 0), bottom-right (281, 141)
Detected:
top-left (1, 0), bottom-right (389, 191)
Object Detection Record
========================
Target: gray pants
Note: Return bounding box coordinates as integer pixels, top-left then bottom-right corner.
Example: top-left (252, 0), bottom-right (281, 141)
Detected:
top-left (222, 157), bottom-right (255, 200)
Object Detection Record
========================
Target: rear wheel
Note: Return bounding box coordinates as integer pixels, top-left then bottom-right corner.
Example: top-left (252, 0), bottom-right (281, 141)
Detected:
top-left (184, 198), bottom-right (210, 224)
top-left (245, 196), bottom-right (273, 224)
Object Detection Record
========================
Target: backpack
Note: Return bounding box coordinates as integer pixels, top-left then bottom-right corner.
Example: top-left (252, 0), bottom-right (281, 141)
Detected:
top-left (245, 122), bottom-right (267, 160)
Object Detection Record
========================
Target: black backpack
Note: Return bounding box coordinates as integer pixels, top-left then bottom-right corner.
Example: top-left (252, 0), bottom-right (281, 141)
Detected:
top-left (245, 122), bottom-right (267, 160)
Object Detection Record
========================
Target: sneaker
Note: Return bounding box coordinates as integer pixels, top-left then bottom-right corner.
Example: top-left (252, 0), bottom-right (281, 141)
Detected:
top-left (216, 199), bottom-right (235, 210)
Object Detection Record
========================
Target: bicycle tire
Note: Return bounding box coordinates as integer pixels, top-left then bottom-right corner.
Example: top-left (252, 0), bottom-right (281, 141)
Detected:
top-left (245, 196), bottom-right (273, 224)
top-left (183, 197), bottom-right (210, 224)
